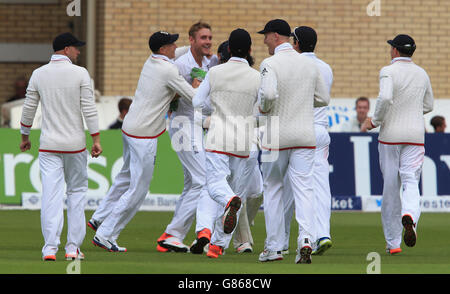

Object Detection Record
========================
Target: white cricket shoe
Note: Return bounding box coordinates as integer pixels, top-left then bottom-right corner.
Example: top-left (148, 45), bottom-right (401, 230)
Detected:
top-left (236, 242), bottom-right (253, 253)
top-left (158, 236), bottom-right (189, 253)
top-left (258, 249), bottom-right (283, 262)
top-left (65, 249), bottom-right (85, 260)
top-left (92, 235), bottom-right (123, 252)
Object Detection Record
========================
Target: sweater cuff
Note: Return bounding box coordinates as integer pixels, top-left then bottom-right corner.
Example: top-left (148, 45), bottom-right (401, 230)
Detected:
top-left (90, 132), bottom-right (100, 137)
top-left (20, 122), bottom-right (32, 135)
top-left (370, 119), bottom-right (379, 128)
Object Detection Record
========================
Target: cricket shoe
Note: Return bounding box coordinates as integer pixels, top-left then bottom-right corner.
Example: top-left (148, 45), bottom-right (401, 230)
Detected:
top-left (223, 196), bottom-right (241, 234)
top-left (158, 236), bottom-right (189, 253)
top-left (258, 250), bottom-right (283, 262)
top-left (312, 237), bottom-right (332, 256)
top-left (156, 232), bottom-right (171, 252)
top-left (65, 249), bottom-right (85, 260)
top-left (236, 242), bottom-right (253, 254)
top-left (42, 255), bottom-right (56, 261)
top-left (296, 238), bottom-right (312, 264)
top-left (402, 214), bottom-right (417, 247)
top-left (386, 247), bottom-right (402, 255)
top-left (92, 235), bottom-right (122, 252)
top-left (112, 241), bottom-right (127, 252)
top-left (190, 228), bottom-right (211, 254)
top-left (206, 244), bottom-right (223, 259)
top-left (281, 249), bottom-right (289, 255)
top-left (87, 219), bottom-right (101, 232)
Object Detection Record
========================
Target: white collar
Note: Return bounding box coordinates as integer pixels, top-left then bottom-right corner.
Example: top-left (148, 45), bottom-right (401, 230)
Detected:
top-left (300, 52), bottom-right (316, 58)
top-left (274, 42), bottom-right (294, 55)
top-left (391, 57), bottom-right (412, 64)
top-left (188, 48), bottom-right (210, 69)
top-left (228, 57), bottom-right (249, 65)
top-left (51, 54), bottom-right (72, 63)
top-left (151, 54), bottom-right (174, 64)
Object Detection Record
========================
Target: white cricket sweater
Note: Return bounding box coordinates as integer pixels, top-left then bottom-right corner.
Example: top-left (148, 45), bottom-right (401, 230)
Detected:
top-left (20, 55), bottom-right (99, 153)
top-left (173, 49), bottom-right (214, 120)
top-left (301, 52), bottom-right (333, 128)
top-left (258, 43), bottom-right (330, 150)
top-left (203, 58), bottom-right (260, 158)
top-left (122, 54), bottom-right (196, 138)
top-left (372, 57), bottom-right (434, 145)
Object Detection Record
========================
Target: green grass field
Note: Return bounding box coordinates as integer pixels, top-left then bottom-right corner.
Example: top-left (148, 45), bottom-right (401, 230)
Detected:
top-left (0, 210), bottom-right (449, 274)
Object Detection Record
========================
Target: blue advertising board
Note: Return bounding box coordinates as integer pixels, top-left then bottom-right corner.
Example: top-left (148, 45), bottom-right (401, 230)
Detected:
top-left (328, 133), bottom-right (450, 197)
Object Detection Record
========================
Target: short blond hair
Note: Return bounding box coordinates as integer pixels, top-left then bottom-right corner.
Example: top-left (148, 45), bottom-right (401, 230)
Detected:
top-left (188, 21), bottom-right (211, 38)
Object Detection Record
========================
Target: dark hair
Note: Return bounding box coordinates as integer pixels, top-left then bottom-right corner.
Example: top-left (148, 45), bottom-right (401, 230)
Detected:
top-left (246, 55), bottom-right (255, 67)
top-left (398, 51), bottom-right (414, 58)
top-left (118, 97), bottom-right (132, 112)
top-left (430, 115), bottom-right (445, 131)
top-left (188, 21), bottom-right (211, 38)
top-left (217, 41), bottom-right (231, 63)
top-left (356, 96), bottom-right (370, 107)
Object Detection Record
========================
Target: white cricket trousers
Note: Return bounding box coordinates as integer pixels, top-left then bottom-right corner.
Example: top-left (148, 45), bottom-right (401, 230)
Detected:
top-left (205, 151), bottom-right (249, 248)
top-left (233, 150), bottom-right (263, 248)
top-left (95, 133), bottom-right (157, 241)
top-left (164, 122), bottom-right (216, 241)
top-left (283, 125), bottom-right (331, 249)
top-left (378, 143), bottom-right (424, 250)
top-left (39, 150), bottom-right (88, 257)
top-left (262, 148), bottom-right (315, 252)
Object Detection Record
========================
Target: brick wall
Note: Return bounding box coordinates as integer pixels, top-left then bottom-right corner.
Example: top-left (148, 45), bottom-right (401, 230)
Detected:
top-left (0, 0), bottom-right (74, 103)
top-left (2, 0), bottom-right (449, 103)
top-left (95, 0), bottom-right (450, 99)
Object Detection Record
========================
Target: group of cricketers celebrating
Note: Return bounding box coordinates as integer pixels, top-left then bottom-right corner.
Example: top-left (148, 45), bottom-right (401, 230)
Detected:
top-left (20, 18), bottom-right (433, 264)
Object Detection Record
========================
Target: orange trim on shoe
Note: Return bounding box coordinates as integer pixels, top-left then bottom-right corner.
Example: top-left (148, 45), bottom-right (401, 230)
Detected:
top-left (43, 255), bottom-right (56, 261)
top-left (206, 244), bottom-right (223, 258)
top-left (389, 248), bottom-right (402, 254)
top-left (157, 232), bottom-right (173, 242)
top-left (197, 228), bottom-right (211, 241)
top-left (157, 244), bottom-right (169, 252)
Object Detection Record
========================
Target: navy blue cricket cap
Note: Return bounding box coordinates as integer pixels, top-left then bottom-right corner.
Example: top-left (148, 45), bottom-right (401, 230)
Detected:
top-left (258, 19), bottom-right (291, 37)
top-left (53, 32), bottom-right (86, 52)
top-left (291, 26), bottom-right (317, 52)
top-left (149, 31), bottom-right (179, 52)
top-left (387, 34), bottom-right (416, 54)
top-left (229, 28), bottom-right (252, 55)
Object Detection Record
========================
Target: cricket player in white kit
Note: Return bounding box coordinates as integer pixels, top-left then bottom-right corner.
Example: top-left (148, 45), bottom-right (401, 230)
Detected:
top-left (282, 26), bottom-right (334, 256)
top-left (20, 33), bottom-right (102, 261)
top-left (158, 22), bottom-right (218, 254)
top-left (257, 19), bottom-right (330, 264)
top-left (193, 28), bottom-right (261, 258)
top-left (90, 31), bottom-right (198, 252)
top-left (364, 34), bottom-right (433, 254)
